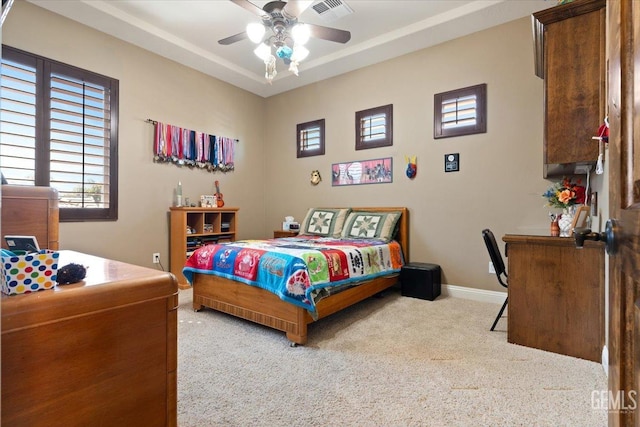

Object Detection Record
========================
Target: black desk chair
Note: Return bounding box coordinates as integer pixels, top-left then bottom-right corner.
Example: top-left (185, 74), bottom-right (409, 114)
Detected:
top-left (482, 229), bottom-right (508, 331)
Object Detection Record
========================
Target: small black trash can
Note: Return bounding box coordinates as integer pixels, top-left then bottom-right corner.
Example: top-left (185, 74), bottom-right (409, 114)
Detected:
top-left (400, 262), bottom-right (441, 301)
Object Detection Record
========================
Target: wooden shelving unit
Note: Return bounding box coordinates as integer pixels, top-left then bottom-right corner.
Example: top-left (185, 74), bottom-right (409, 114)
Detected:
top-left (169, 207), bottom-right (239, 288)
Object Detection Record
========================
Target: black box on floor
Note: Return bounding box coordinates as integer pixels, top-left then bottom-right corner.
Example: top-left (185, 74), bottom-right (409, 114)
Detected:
top-left (400, 262), bottom-right (441, 301)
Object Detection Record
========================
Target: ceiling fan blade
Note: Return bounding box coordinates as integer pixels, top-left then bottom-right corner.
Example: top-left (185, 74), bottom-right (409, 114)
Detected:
top-left (283, 0), bottom-right (313, 19)
top-left (230, 0), bottom-right (268, 19)
top-left (218, 31), bottom-right (248, 45)
top-left (307, 23), bottom-right (351, 44)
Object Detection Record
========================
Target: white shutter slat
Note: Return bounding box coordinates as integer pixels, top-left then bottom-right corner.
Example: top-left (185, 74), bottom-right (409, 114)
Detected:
top-left (0, 58), bottom-right (37, 185)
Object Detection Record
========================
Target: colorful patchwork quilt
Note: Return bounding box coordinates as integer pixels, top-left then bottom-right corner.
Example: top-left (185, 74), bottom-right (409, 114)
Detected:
top-left (182, 235), bottom-right (405, 314)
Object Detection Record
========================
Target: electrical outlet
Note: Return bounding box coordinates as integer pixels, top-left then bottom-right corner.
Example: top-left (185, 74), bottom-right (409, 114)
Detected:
top-left (488, 262), bottom-right (495, 274)
top-left (153, 253), bottom-right (161, 264)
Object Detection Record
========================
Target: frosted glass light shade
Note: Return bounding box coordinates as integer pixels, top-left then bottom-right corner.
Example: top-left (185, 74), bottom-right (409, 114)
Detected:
top-left (254, 43), bottom-right (271, 60)
top-left (291, 24), bottom-right (310, 45)
top-left (291, 45), bottom-right (309, 62)
top-left (246, 22), bottom-right (265, 43)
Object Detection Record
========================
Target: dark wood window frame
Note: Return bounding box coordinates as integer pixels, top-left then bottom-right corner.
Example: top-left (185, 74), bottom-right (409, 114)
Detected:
top-left (355, 104), bottom-right (393, 150)
top-left (434, 83), bottom-right (486, 139)
top-left (296, 119), bottom-right (325, 158)
top-left (0, 45), bottom-right (119, 222)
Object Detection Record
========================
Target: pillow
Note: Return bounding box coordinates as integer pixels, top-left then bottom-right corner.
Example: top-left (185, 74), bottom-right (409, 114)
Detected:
top-left (340, 211), bottom-right (402, 242)
top-left (298, 208), bottom-right (351, 238)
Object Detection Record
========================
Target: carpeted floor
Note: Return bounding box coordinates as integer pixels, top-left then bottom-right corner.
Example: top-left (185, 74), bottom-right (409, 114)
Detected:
top-left (176, 288), bottom-right (607, 426)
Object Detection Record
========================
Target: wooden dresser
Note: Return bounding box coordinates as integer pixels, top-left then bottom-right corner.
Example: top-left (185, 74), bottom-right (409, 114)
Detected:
top-left (1, 251), bottom-right (179, 427)
top-left (502, 234), bottom-right (604, 362)
top-left (1, 185), bottom-right (59, 250)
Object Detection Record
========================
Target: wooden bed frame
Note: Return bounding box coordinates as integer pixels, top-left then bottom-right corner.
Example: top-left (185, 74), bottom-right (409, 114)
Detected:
top-left (192, 207), bottom-right (409, 345)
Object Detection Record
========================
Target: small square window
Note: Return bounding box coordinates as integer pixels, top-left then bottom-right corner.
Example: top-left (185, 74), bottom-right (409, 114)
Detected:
top-left (434, 84), bottom-right (486, 139)
top-left (355, 104), bottom-right (393, 150)
top-left (297, 119), bottom-right (325, 158)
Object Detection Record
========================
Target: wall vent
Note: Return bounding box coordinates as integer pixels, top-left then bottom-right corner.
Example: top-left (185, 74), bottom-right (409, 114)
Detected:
top-left (312, 0), bottom-right (353, 23)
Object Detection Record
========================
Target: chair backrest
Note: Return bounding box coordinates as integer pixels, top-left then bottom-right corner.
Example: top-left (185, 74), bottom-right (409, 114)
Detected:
top-left (482, 229), bottom-right (507, 287)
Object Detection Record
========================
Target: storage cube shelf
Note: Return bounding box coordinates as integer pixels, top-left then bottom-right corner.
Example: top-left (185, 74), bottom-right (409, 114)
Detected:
top-left (170, 207), bottom-right (239, 288)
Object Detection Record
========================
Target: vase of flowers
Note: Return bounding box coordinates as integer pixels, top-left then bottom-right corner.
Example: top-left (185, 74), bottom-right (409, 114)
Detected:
top-left (543, 177), bottom-right (586, 237)
top-left (557, 206), bottom-right (577, 236)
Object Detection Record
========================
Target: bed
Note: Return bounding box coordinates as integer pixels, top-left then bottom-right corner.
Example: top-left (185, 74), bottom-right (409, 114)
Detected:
top-left (184, 207), bottom-right (409, 345)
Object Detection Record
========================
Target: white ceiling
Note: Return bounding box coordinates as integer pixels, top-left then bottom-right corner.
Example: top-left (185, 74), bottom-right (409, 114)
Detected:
top-left (26, 0), bottom-right (550, 98)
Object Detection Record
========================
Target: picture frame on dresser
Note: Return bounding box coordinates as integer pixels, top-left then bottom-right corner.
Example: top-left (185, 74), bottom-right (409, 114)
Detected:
top-left (571, 206), bottom-right (590, 230)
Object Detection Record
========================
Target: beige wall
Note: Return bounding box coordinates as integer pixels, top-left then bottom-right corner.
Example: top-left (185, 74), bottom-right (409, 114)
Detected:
top-left (3, 1), bottom-right (267, 268)
top-left (3, 2), bottom-right (605, 293)
top-left (265, 16), bottom-right (606, 292)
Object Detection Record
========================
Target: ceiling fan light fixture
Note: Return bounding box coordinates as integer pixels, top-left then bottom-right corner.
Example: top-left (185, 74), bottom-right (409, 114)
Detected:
top-left (246, 22), bottom-right (265, 43)
top-left (291, 23), bottom-right (310, 45)
top-left (291, 45), bottom-right (309, 62)
top-left (254, 43), bottom-right (271, 61)
top-left (276, 45), bottom-right (293, 60)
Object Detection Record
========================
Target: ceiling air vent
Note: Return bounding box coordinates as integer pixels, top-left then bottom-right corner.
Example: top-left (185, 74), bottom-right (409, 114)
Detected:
top-left (312, 0), bottom-right (353, 23)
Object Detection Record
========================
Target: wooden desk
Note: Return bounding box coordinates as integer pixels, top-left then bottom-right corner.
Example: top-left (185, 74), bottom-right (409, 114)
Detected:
top-left (502, 235), bottom-right (604, 362)
top-left (1, 251), bottom-right (178, 427)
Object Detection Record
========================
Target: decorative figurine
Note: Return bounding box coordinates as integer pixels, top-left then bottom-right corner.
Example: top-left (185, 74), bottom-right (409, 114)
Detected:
top-left (310, 170), bottom-right (322, 185)
top-left (405, 155), bottom-right (417, 179)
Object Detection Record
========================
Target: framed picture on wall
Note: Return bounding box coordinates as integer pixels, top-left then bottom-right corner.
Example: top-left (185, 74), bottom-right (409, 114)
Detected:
top-left (331, 157), bottom-right (393, 186)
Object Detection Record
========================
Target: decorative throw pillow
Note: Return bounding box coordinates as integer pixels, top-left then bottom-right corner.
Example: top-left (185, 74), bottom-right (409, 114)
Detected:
top-left (340, 211), bottom-right (402, 242)
top-left (298, 208), bottom-right (351, 238)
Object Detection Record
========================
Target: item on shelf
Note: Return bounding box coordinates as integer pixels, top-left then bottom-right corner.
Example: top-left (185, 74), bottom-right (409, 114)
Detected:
top-left (204, 223), bottom-right (214, 233)
top-left (186, 240), bottom-right (200, 248)
top-left (214, 181), bottom-right (225, 207)
top-left (200, 195), bottom-right (217, 208)
top-left (549, 213), bottom-right (560, 237)
top-left (201, 237), bottom-right (219, 245)
top-left (282, 216), bottom-right (299, 231)
top-left (176, 181), bottom-right (182, 207)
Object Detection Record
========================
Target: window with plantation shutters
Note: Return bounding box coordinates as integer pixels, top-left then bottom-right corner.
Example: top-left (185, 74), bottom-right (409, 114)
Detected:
top-left (355, 104), bottom-right (392, 150)
top-left (0, 45), bottom-right (119, 221)
top-left (0, 52), bottom-right (37, 185)
top-left (434, 84), bottom-right (486, 139)
top-left (296, 119), bottom-right (325, 158)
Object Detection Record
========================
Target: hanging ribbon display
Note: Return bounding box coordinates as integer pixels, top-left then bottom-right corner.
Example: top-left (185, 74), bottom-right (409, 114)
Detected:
top-left (148, 119), bottom-right (237, 172)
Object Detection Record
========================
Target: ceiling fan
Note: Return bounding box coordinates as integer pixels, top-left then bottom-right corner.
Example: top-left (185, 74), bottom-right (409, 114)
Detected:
top-left (219, 0), bottom-right (351, 82)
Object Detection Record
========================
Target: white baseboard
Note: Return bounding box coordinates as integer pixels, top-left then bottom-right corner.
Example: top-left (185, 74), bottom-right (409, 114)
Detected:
top-left (442, 284), bottom-right (507, 305)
